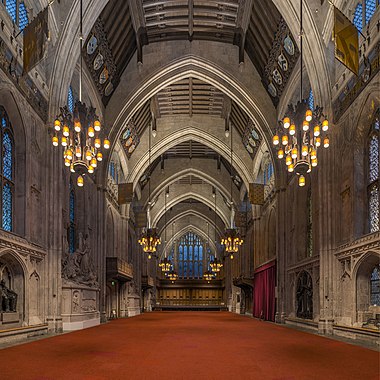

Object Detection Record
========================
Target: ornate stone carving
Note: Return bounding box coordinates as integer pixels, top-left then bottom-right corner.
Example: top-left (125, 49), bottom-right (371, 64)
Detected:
top-left (62, 233), bottom-right (99, 288)
top-left (0, 279), bottom-right (17, 312)
top-left (296, 271), bottom-right (313, 320)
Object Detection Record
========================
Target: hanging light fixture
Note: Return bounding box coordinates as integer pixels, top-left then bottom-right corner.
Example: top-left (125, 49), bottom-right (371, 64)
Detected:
top-left (52, 0), bottom-right (109, 187)
top-left (210, 188), bottom-right (223, 273)
top-left (168, 269), bottom-right (178, 283)
top-left (159, 188), bottom-right (172, 272)
top-left (221, 125), bottom-right (243, 259)
top-left (203, 270), bottom-right (214, 283)
top-left (272, 0), bottom-right (329, 187)
top-left (138, 122), bottom-right (161, 255)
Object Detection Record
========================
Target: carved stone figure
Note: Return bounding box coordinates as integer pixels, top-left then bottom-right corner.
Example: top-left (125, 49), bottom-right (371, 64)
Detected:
top-left (296, 271), bottom-right (313, 319)
top-left (62, 232), bottom-right (99, 288)
top-left (0, 279), bottom-right (17, 312)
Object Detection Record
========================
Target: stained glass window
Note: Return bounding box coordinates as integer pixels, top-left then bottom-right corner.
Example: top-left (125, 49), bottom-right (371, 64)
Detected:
top-left (0, 107), bottom-right (14, 232)
top-left (177, 232), bottom-right (204, 279)
top-left (67, 86), bottom-right (74, 113)
top-left (370, 265), bottom-right (380, 306)
top-left (308, 89), bottom-right (314, 111)
top-left (5, 1), bottom-right (29, 31)
top-left (368, 111), bottom-right (380, 233)
top-left (353, 3), bottom-right (363, 32)
top-left (18, 2), bottom-right (28, 31)
top-left (69, 182), bottom-right (75, 253)
top-left (5, 0), bottom-right (17, 24)
top-left (365, 0), bottom-right (377, 24)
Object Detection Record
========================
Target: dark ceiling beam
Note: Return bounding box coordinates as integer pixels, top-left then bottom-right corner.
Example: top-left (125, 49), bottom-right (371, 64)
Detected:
top-left (233, 0), bottom-right (253, 64)
top-left (129, 0), bottom-right (148, 64)
top-left (189, 0), bottom-right (193, 40)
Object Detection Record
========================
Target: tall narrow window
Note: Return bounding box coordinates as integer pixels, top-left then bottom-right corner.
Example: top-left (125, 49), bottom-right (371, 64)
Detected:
top-left (67, 85), bottom-right (74, 113)
top-left (308, 89), bottom-right (314, 111)
top-left (4, 1), bottom-right (29, 31)
top-left (307, 188), bottom-right (313, 257)
top-left (69, 181), bottom-right (75, 253)
top-left (0, 107), bottom-right (14, 232)
top-left (353, 3), bottom-right (363, 32)
top-left (177, 232), bottom-right (204, 279)
top-left (365, 0), bottom-right (377, 24)
top-left (368, 111), bottom-right (380, 233)
top-left (370, 265), bottom-right (380, 306)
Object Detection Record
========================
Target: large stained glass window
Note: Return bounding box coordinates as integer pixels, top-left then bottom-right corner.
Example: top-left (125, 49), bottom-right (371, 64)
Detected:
top-left (370, 265), bottom-right (380, 306)
top-left (69, 181), bottom-right (75, 253)
top-left (178, 232), bottom-right (204, 279)
top-left (0, 107), bottom-right (14, 232)
top-left (368, 111), bottom-right (380, 233)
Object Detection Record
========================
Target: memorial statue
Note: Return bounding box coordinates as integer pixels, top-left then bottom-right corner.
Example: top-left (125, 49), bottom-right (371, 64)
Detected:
top-left (62, 232), bottom-right (99, 288)
top-left (296, 271), bottom-right (313, 319)
top-left (0, 279), bottom-right (17, 313)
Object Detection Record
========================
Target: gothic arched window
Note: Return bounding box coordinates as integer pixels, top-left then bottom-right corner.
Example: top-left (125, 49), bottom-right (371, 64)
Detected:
top-left (178, 232), bottom-right (204, 279)
top-left (0, 107), bottom-right (14, 232)
top-left (353, 2), bottom-right (364, 32)
top-left (4, 0), bottom-right (29, 32)
top-left (370, 265), bottom-right (380, 306)
top-left (368, 111), bottom-right (379, 233)
top-left (68, 181), bottom-right (75, 253)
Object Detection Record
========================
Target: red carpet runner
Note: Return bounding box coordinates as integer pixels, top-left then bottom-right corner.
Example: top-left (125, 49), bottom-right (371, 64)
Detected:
top-left (0, 312), bottom-right (378, 380)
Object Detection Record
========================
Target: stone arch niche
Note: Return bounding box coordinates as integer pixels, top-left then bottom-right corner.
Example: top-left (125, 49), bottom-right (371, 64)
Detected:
top-left (296, 270), bottom-right (313, 320)
top-left (355, 252), bottom-right (380, 326)
top-left (0, 250), bottom-right (26, 328)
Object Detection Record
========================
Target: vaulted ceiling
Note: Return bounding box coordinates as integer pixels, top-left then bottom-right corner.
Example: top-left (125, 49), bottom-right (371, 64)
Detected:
top-left (83, 0), bottom-right (298, 106)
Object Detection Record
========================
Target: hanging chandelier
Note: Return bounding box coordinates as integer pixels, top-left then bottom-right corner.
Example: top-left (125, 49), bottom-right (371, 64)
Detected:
top-left (221, 126), bottom-right (243, 259)
top-left (210, 257), bottom-right (223, 273)
top-left (159, 190), bottom-right (172, 272)
top-left (168, 270), bottom-right (178, 283)
top-left (272, 0), bottom-right (329, 187)
top-left (138, 122), bottom-right (161, 255)
top-left (52, 0), bottom-right (109, 187)
top-left (210, 189), bottom-right (223, 272)
top-left (203, 270), bottom-right (214, 283)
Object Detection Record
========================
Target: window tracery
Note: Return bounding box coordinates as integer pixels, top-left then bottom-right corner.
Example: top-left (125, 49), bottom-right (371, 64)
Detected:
top-left (178, 232), bottom-right (205, 279)
top-left (353, 1), bottom-right (378, 33)
top-left (0, 107), bottom-right (14, 232)
top-left (3, 0), bottom-right (29, 32)
top-left (368, 110), bottom-right (380, 233)
top-left (370, 265), bottom-right (380, 306)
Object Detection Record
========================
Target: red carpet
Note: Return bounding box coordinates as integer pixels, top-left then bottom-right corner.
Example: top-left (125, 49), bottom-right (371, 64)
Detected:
top-left (0, 312), bottom-right (378, 380)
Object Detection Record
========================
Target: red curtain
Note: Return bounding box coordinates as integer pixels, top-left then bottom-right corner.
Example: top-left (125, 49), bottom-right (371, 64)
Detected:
top-left (253, 261), bottom-right (276, 321)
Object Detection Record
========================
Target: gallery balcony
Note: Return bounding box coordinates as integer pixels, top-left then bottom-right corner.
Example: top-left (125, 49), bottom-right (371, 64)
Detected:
top-left (106, 257), bottom-right (133, 283)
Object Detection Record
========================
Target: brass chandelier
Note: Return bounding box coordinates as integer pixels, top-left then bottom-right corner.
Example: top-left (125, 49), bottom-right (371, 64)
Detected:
top-left (138, 122), bottom-right (161, 255)
top-left (52, 0), bottom-right (109, 187)
top-left (221, 126), bottom-right (243, 259)
top-left (168, 269), bottom-right (178, 283)
top-left (203, 270), bottom-right (214, 283)
top-left (272, 0), bottom-right (329, 187)
top-left (159, 189), bottom-right (171, 272)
